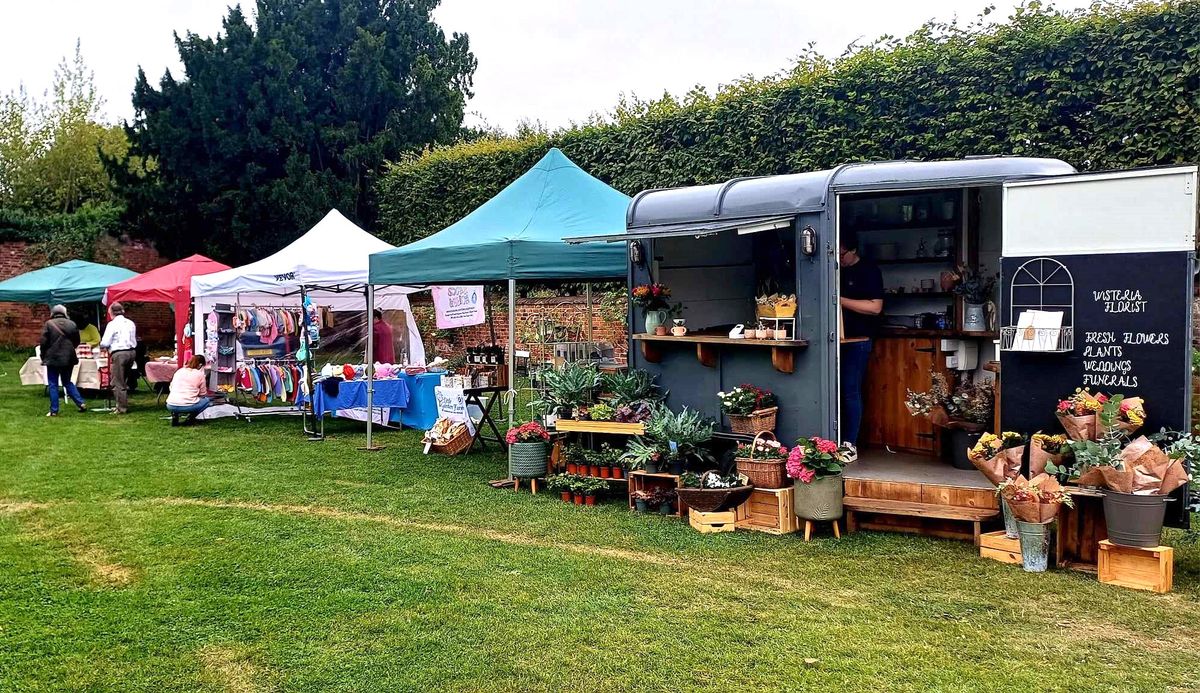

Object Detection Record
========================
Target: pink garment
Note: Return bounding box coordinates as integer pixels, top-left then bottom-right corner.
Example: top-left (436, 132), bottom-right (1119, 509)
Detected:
top-left (372, 318), bottom-right (396, 364)
top-left (166, 367), bottom-right (208, 406)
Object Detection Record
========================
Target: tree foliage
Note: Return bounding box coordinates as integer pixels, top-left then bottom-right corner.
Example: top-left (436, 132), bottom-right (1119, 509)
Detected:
top-left (112, 0), bottom-right (476, 263)
top-left (375, 1), bottom-right (1200, 247)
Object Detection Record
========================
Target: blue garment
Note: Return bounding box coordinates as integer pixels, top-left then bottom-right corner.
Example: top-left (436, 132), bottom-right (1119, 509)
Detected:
top-left (297, 372), bottom-right (439, 430)
top-left (46, 365), bottom-right (85, 414)
top-left (840, 339), bottom-right (872, 445)
top-left (167, 397), bottom-right (212, 414)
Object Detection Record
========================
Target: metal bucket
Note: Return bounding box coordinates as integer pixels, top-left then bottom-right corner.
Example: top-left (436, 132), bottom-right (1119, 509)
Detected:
top-left (1103, 491), bottom-right (1169, 548)
top-left (1001, 499), bottom-right (1019, 539)
top-left (1016, 520), bottom-right (1052, 572)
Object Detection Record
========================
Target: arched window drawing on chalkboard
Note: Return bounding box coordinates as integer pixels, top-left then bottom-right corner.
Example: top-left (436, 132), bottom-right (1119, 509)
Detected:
top-left (1000, 257), bottom-right (1074, 353)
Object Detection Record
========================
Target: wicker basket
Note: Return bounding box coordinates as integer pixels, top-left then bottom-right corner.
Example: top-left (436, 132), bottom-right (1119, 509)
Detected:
top-left (727, 406), bottom-right (778, 435)
top-left (736, 431), bottom-right (789, 489)
top-left (677, 485), bottom-right (755, 513)
top-left (424, 423), bottom-right (473, 456)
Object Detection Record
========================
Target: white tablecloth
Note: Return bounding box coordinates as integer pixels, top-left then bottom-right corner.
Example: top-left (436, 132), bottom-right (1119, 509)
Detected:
top-left (19, 357), bottom-right (102, 390)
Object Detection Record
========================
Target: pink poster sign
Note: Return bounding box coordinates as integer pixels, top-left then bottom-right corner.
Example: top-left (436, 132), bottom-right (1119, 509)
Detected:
top-left (431, 285), bottom-right (486, 329)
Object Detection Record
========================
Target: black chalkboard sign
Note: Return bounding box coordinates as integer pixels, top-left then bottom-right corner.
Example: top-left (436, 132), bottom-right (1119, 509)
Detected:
top-left (1000, 251), bottom-right (1193, 527)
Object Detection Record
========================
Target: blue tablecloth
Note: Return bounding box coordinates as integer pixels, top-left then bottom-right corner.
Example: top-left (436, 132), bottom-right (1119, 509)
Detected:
top-left (302, 372), bottom-right (441, 430)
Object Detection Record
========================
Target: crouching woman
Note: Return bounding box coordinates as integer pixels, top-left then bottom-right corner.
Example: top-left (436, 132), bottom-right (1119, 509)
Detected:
top-left (166, 355), bottom-right (213, 426)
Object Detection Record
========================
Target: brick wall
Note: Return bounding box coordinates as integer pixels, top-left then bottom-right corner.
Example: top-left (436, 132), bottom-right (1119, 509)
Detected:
top-left (410, 294), bottom-right (628, 365)
top-left (0, 237), bottom-right (173, 348)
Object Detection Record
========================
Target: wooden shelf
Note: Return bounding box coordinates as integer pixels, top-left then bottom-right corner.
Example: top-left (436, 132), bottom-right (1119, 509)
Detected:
top-left (632, 333), bottom-right (808, 374)
top-left (876, 257), bottom-right (956, 265)
top-left (554, 419), bottom-right (645, 435)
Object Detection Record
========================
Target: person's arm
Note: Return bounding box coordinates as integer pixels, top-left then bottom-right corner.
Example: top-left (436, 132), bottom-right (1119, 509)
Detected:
top-left (99, 323), bottom-right (113, 350)
top-left (840, 296), bottom-right (883, 315)
top-left (39, 323), bottom-right (51, 356)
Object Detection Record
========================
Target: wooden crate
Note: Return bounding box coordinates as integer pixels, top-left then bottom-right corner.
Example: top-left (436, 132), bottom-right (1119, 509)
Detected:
top-left (627, 471), bottom-right (686, 517)
top-left (554, 419), bottom-right (645, 435)
top-left (978, 530), bottom-right (1022, 565)
top-left (689, 509), bottom-right (736, 534)
top-left (735, 486), bottom-right (799, 535)
top-left (1098, 541), bottom-right (1173, 593)
top-left (1056, 489), bottom-right (1107, 572)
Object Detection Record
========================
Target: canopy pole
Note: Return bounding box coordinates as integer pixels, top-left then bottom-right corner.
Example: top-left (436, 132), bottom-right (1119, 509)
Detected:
top-left (585, 283), bottom-right (593, 354)
top-left (508, 278), bottom-right (516, 429)
top-left (361, 284), bottom-right (383, 451)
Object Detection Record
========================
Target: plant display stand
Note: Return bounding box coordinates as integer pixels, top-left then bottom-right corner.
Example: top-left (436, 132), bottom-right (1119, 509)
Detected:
top-left (801, 519), bottom-right (841, 541)
top-left (627, 471), bottom-right (686, 517)
top-left (734, 487), bottom-right (799, 535)
top-left (978, 530), bottom-right (1022, 565)
top-left (554, 419), bottom-right (645, 435)
top-left (1097, 540), bottom-right (1173, 593)
top-left (689, 509), bottom-right (736, 534)
top-left (512, 477), bottom-right (541, 494)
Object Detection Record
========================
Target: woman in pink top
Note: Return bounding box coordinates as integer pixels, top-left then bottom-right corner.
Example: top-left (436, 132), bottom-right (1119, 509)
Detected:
top-left (166, 355), bottom-right (212, 426)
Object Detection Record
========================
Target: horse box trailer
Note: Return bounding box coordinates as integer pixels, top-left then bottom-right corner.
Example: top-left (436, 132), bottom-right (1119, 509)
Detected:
top-left (569, 158), bottom-right (1196, 528)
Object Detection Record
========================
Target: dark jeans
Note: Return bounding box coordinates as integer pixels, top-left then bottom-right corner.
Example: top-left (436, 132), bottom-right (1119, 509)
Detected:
top-left (840, 339), bottom-right (873, 445)
top-left (109, 349), bottom-right (135, 413)
top-left (47, 365), bottom-right (85, 414)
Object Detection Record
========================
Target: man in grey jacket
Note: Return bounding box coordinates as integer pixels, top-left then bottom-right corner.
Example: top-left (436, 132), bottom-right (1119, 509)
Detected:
top-left (39, 304), bottom-right (87, 416)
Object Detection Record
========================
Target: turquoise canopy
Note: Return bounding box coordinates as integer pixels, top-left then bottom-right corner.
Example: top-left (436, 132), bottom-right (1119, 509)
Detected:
top-left (369, 148), bottom-right (629, 284)
top-left (0, 259), bottom-right (137, 304)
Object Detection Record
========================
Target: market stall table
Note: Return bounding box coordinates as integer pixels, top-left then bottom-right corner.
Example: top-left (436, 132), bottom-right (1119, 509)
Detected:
top-left (302, 372), bottom-right (441, 430)
top-left (19, 356), bottom-right (102, 390)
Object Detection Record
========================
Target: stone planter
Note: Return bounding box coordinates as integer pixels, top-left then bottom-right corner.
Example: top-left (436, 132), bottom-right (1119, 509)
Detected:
top-left (793, 474), bottom-right (843, 521)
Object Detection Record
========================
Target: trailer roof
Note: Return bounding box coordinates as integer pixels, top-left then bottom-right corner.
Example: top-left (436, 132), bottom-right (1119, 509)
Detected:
top-left (625, 156), bottom-right (1076, 229)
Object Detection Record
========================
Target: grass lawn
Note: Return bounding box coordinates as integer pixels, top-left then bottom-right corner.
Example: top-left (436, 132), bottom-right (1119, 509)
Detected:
top-left (1, 352), bottom-right (1198, 692)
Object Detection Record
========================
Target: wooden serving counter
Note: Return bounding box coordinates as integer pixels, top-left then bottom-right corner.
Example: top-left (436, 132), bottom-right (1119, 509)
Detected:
top-left (632, 332), bottom-right (808, 374)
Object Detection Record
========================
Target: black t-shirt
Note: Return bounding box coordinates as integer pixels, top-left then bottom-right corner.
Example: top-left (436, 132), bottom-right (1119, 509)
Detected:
top-left (840, 257), bottom-right (884, 339)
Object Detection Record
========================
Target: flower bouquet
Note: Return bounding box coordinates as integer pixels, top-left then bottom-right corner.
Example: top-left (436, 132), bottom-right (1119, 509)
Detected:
top-left (1029, 433), bottom-right (1068, 476)
top-left (1056, 388), bottom-right (1104, 441)
top-left (997, 473), bottom-right (1075, 524)
top-left (1077, 435), bottom-right (1189, 547)
top-left (734, 432), bottom-right (790, 489)
top-left (631, 283), bottom-right (672, 310)
top-left (719, 384), bottom-right (778, 434)
top-left (1097, 395), bottom-right (1146, 438)
top-left (966, 431), bottom-right (1026, 486)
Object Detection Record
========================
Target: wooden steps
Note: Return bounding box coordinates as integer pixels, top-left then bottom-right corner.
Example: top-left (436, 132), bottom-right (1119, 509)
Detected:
top-left (843, 497), bottom-right (999, 521)
top-left (844, 495), bottom-right (1000, 545)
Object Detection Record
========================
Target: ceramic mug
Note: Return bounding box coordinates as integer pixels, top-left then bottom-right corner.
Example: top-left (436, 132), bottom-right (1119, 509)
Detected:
top-left (671, 325), bottom-right (688, 336)
top-left (755, 328), bottom-right (769, 339)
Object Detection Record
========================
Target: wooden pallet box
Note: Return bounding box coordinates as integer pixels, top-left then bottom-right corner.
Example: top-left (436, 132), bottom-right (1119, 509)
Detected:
top-left (1097, 540), bottom-right (1173, 593)
top-left (978, 530), bottom-right (1022, 565)
top-left (735, 486), bottom-right (799, 535)
top-left (689, 509), bottom-right (736, 534)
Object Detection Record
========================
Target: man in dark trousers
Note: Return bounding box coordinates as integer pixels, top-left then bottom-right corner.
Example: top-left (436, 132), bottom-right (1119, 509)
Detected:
top-left (100, 302), bottom-right (138, 414)
top-left (839, 230), bottom-right (883, 445)
top-left (39, 304), bottom-right (87, 417)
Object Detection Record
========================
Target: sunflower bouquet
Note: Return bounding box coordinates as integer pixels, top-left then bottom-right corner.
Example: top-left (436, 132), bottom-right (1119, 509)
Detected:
top-left (967, 431), bottom-right (1026, 485)
top-left (1029, 432), bottom-right (1068, 476)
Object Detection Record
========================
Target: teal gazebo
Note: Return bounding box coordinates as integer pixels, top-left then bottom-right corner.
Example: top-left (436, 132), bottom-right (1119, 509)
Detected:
top-left (0, 259), bottom-right (137, 304)
top-left (368, 148), bottom-right (630, 437)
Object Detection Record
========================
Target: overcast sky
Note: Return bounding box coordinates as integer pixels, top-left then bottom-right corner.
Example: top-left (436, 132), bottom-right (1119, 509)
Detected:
top-left (0, 0), bottom-right (1096, 132)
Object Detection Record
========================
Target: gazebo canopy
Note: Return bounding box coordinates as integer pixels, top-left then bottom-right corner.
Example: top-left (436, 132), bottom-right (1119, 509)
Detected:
top-left (105, 254), bottom-right (230, 305)
top-left (0, 259), bottom-right (137, 304)
top-left (368, 148), bottom-right (630, 285)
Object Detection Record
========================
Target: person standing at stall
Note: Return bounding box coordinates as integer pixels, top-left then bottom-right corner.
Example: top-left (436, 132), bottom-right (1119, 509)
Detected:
top-left (371, 309), bottom-right (396, 364)
top-left (39, 304), bottom-right (87, 417)
top-left (838, 230), bottom-right (883, 445)
top-left (99, 302), bottom-right (138, 414)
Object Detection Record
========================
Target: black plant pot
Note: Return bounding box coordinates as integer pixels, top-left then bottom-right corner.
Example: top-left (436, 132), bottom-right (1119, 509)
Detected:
top-left (634, 499), bottom-right (649, 512)
top-left (945, 429), bottom-right (984, 471)
top-left (669, 459), bottom-right (684, 475)
top-left (645, 459), bottom-right (661, 474)
top-left (659, 503), bottom-right (672, 515)
top-left (1103, 491), bottom-right (1171, 548)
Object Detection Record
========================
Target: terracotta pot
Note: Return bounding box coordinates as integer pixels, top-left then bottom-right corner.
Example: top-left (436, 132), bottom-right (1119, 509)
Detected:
top-left (573, 494), bottom-right (584, 505)
top-left (654, 325), bottom-right (668, 336)
top-left (589, 464), bottom-right (602, 477)
top-left (600, 466), bottom-right (611, 479)
top-left (773, 329), bottom-right (787, 340)
top-left (585, 496), bottom-right (596, 506)
top-left (566, 463), bottom-right (578, 474)
top-left (671, 326), bottom-right (688, 336)
top-left (560, 491), bottom-right (572, 503)
top-left (755, 329), bottom-right (769, 339)
top-left (612, 467), bottom-right (624, 480)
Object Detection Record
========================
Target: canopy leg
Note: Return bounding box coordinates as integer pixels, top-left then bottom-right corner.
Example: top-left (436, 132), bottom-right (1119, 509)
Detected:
top-left (361, 284), bottom-right (383, 451)
top-left (508, 278), bottom-right (516, 429)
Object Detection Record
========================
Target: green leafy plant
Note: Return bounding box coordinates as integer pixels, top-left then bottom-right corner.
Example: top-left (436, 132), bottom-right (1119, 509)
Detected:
top-left (588, 402), bottom-right (616, 422)
top-left (643, 405), bottom-right (715, 464)
top-left (601, 369), bottom-right (662, 406)
top-left (1053, 436), bottom-right (1124, 479)
top-left (529, 362), bottom-right (600, 415)
top-left (622, 438), bottom-right (665, 471)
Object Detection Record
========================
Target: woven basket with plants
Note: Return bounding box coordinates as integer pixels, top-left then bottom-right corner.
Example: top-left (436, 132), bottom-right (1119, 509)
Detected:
top-left (676, 470), bottom-right (754, 513)
top-left (735, 431), bottom-right (790, 489)
top-left (719, 384), bottom-right (778, 434)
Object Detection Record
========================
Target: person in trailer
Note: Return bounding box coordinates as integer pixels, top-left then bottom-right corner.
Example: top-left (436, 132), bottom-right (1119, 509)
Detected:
top-left (99, 302), bottom-right (138, 414)
top-left (838, 229), bottom-right (883, 445)
top-left (371, 308), bottom-right (396, 364)
top-left (166, 355), bottom-right (213, 426)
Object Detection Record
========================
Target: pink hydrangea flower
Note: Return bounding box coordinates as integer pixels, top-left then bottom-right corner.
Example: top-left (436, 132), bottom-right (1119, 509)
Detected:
top-left (786, 446), bottom-right (811, 480)
top-left (814, 437), bottom-right (838, 454)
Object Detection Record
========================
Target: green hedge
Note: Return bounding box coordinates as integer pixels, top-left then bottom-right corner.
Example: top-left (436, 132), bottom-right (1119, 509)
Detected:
top-left (0, 204), bottom-right (123, 261)
top-left (376, 2), bottom-right (1200, 246)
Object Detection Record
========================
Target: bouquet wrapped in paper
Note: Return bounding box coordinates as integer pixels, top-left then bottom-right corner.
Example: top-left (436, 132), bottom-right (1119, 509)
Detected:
top-left (1029, 433), bottom-right (1068, 476)
top-left (1097, 395), bottom-right (1146, 438)
top-left (1076, 435), bottom-right (1189, 495)
top-left (1055, 388), bottom-right (1103, 441)
top-left (967, 431), bottom-right (1026, 486)
top-left (998, 474), bottom-right (1074, 524)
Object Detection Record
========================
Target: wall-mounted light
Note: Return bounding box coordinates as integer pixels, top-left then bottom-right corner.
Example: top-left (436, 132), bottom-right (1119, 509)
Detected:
top-left (800, 225), bottom-right (817, 257)
top-left (628, 240), bottom-right (645, 268)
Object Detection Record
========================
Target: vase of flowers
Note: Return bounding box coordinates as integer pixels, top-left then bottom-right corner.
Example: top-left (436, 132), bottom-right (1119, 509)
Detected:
top-left (788, 437), bottom-right (857, 521)
top-left (950, 267), bottom-right (995, 332)
top-left (631, 283), bottom-right (674, 335)
top-left (507, 422), bottom-right (550, 479)
top-left (719, 384), bottom-right (778, 435)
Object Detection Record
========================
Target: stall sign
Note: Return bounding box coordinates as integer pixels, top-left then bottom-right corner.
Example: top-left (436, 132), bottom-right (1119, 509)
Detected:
top-left (434, 386), bottom-right (477, 436)
top-left (432, 285), bottom-right (486, 329)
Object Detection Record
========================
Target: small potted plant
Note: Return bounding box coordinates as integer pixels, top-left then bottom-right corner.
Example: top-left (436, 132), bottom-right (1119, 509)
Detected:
top-left (658, 488), bottom-right (678, 515)
top-left (571, 476), bottom-right (585, 505)
top-left (1055, 387), bottom-right (1103, 441)
top-left (788, 437), bottom-right (857, 522)
top-left (949, 266), bottom-right (996, 332)
top-left (631, 489), bottom-right (654, 512)
top-left (631, 283), bottom-right (674, 335)
top-left (1029, 433), bottom-right (1068, 476)
top-left (529, 362), bottom-right (600, 421)
top-left (507, 422), bottom-right (551, 480)
top-left (624, 438), bottom-right (664, 474)
top-left (719, 384), bottom-right (778, 435)
top-left (545, 474), bottom-right (572, 503)
top-left (562, 444), bottom-right (585, 475)
top-left (643, 405), bottom-right (716, 475)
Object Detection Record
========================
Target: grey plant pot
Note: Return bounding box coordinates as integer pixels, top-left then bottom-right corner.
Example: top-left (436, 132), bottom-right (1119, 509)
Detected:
top-left (1103, 491), bottom-right (1170, 548)
top-left (793, 474), bottom-right (843, 521)
top-left (508, 442), bottom-right (548, 479)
